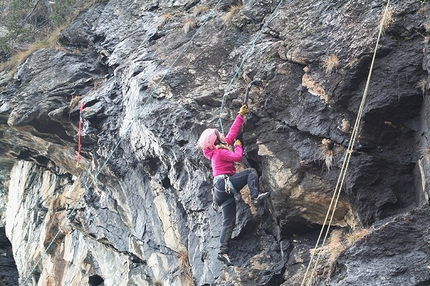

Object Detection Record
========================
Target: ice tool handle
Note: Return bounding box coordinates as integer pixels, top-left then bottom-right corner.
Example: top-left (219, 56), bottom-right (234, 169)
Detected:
top-left (243, 79), bottom-right (262, 105)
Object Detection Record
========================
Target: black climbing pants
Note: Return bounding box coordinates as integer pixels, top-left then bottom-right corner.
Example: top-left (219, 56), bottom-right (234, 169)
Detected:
top-left (213, 168), bottom-right (259, 254)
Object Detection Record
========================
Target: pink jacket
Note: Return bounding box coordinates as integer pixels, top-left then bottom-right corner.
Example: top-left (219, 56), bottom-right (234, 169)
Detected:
top-left (203, 115), bottom-right (244, 177)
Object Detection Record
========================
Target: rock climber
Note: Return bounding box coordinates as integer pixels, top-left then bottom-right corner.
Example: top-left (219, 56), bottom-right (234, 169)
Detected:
top-left (198, 104), bottom-right (270, 267)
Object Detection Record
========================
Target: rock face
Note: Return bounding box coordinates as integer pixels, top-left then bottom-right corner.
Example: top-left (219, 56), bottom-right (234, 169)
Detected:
top-left (0, 0), bottom-right (429, 285)
top-left (0, 227), bottom-right (18, 285)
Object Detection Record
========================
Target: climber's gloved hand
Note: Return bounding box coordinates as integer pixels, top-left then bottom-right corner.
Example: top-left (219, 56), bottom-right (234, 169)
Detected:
top-left (238, 104), bottom-right (248, 116)
top-left (234, 139), bottom-right (242, 146)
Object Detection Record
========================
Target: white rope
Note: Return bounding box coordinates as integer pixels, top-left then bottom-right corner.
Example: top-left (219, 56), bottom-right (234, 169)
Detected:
top-left (300, 1), bottom-right (391, 285)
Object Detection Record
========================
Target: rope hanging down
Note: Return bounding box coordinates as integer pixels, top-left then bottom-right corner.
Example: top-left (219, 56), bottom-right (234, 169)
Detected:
top-left (300, 1), bottom-right (391, 285)
top-left (21, 1), bottom-right (223, 284)
top-left (218, 0), bottom-right (284, 134)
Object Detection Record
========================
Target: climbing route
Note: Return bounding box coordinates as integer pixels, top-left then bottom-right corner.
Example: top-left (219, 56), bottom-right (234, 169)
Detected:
top-left (21, 1), bottom-right (224, 284)
top-left (212, 0), bottom-right (285, 260)
top-left (8, 0), bottom-right (422, 284)
top-left (21, 0), bottom-right (288, 283)
top-left (218, 0), bottom-right (285, 134)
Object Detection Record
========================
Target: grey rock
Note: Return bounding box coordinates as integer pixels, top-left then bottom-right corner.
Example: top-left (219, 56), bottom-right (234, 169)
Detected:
top-left (0, 0), bottom-right (429, 285)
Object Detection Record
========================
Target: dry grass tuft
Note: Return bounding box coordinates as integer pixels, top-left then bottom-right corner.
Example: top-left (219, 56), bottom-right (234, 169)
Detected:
top-left (223, 4), bottom-right (243, 25)
top-left (178, 250), bottom-right (189, 270)
top-left (68, 95), bottom-right (82, 112)
top-left (193, 6), bottom-right (209, 17)
top-left (177, 250), bottom-right (194, 286)
top-left (380, 8), bottom-right (394, 31)
top-left (93, 78), bottom-right (106, 90)
top-left (320, 138), bottom-right (334, 171)
top-left (1, 0), bottom-right (97, 70)
top-left (159, 13), bottom-right (174, 28)
top-left (314, 228), bottom-right (368, 276)
top-left (417, 78), bottom-right (428, 95)
top-left (344, 228), bottom-right (368, 247)
top-left (340, 118), bottom-right (350, 133)
top-left (0, 21), bottom-right (68, 73)
top-left (182, 272), bottom-right (194, 286)
top-left (419, 146), bottom-right (430, 158)
top-left (325, 229), bottom-right (345, 264)
top-left (418, 5), bottom-right (428, 18)
top-left (322, 54), bottom-right (340, 74)
top-left (183, 19), bottom-right (196, 34)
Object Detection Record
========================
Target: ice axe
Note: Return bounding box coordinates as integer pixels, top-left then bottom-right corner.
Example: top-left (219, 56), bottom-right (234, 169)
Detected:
top-left (236, 79), bottom-right (260, 147)
top-left (243, 78), bottom-right (262, 105)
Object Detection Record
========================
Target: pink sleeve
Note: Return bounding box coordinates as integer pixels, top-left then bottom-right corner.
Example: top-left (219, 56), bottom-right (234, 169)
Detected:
top-left (224, 114), bottom-right (244, 145)
top-left (217, 145), bottom-right (243, 162)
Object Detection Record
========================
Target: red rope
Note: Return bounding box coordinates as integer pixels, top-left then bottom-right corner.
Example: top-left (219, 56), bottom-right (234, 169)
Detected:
top-left (77, 102), bottom-right (85, 166)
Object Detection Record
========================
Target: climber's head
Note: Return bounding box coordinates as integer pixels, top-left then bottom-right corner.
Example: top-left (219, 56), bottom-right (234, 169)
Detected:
top-left (199, 128), bottom-right (225, 150)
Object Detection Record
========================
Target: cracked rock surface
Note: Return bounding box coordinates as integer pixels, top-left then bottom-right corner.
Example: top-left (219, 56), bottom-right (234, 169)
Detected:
top-left (1, 0), bottom-right (430, 285)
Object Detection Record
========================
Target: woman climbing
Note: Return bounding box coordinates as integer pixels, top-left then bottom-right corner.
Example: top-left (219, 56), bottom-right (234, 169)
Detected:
top-left (198, 104), bottom-right (270, 266)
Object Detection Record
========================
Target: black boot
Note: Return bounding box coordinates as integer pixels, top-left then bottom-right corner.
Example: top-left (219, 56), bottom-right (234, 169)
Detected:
top-left (253, 192), bottom-right (270, 205)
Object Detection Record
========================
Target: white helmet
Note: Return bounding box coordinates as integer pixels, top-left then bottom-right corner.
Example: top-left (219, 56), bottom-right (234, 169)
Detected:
top-left (199, 128), bottom-right (219, 150)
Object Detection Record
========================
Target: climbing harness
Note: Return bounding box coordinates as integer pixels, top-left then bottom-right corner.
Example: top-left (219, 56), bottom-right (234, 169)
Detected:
top-left (76, 101), bottom-right (85, 167)
top-left (218, 0), bottom-right (284, 134)
top-left (213, 174), bottom-right (238, 209)
top-left (213, 174), bottom-right (238, 195)
top-left (300, 1), bottom-right (391, 285)
top-left (21, 1), bottom-right (224, 284)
